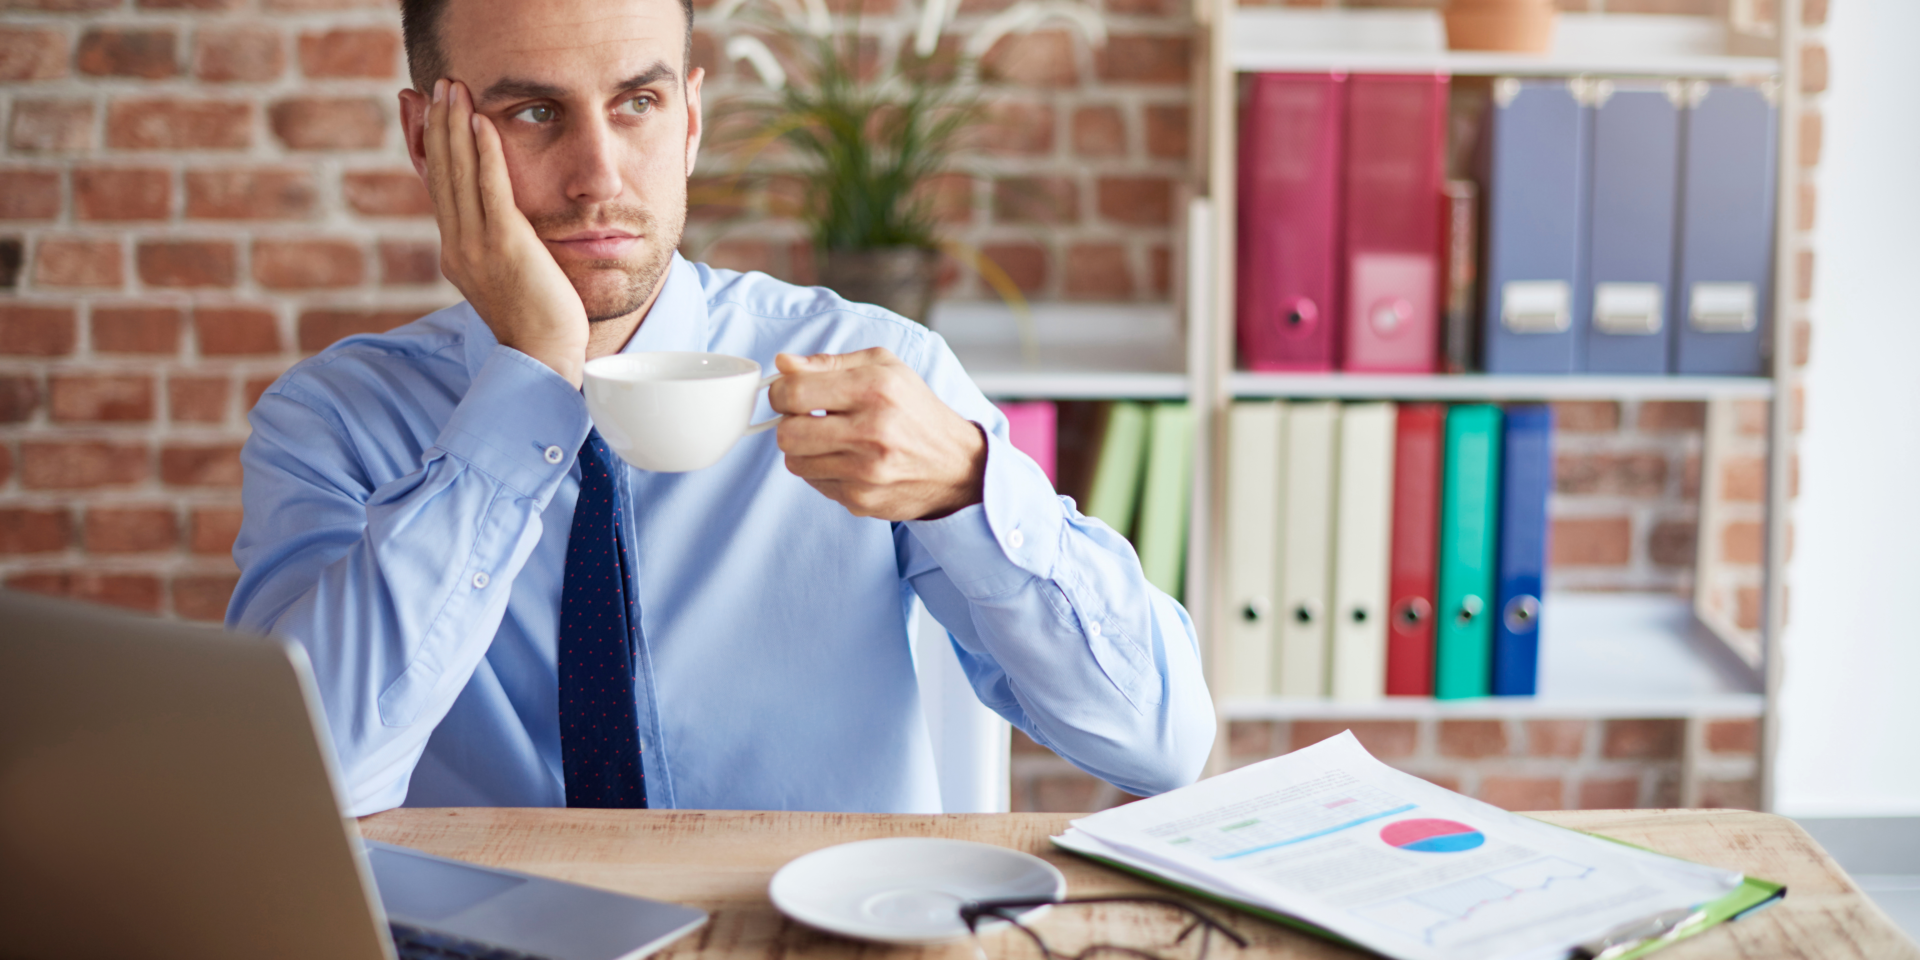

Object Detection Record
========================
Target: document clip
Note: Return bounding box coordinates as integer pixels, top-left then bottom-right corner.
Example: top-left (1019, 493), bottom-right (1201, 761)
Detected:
top-left (1570, 905), bottom-right (1708, 960)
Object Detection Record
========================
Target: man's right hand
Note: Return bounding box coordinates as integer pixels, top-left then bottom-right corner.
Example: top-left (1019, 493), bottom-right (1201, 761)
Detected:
top-left (424, 79), bottom-right (590, 387)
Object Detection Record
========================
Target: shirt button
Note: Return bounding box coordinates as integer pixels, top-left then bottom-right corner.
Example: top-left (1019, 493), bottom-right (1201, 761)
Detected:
top-left (1007, 529), bottom-right (1025, 550)
top-left (471, 571), bottom-right (490, 589)
top-left (543, 445), bottom-right (564, 464)
top-left (1088, 621), bottom-right (1103, 638)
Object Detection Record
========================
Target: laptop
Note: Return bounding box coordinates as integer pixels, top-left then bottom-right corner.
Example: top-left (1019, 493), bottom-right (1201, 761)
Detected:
top-left (0, 589), bottom-right (708, 960)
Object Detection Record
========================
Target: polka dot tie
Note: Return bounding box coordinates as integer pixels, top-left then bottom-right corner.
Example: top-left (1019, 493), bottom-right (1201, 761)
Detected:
top-left (558, 432), bottom-right (647, 808)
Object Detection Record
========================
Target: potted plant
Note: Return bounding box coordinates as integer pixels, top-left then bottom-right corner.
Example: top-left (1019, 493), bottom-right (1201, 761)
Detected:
top-left (707, 0), bottom-right (1105, 326)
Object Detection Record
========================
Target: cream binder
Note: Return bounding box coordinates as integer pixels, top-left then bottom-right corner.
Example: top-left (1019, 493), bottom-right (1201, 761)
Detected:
top-left (1275, 401), bottom-right (1338, 697)
top-left (1330, 402), bottom-right (1397, 702)
top-left (1222, 402), bottom-right (1283, 700)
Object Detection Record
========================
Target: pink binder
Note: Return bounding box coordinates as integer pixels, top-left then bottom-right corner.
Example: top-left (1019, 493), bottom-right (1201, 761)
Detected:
top-left (1341, 73), bottom-right (1448, 373)
top-left (996, 401), bottom-right (1057, 485)
top-left (1237, 72), bottom-right (1345, 372)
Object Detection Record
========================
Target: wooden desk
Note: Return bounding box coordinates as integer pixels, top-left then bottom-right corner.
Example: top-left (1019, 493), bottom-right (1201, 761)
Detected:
top-left (360, 809), bottom-right (1918, 960)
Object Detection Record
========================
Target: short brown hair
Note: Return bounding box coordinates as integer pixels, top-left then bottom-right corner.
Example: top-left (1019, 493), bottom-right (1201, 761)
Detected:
top-left (400, 0), bottom-right (696, 93)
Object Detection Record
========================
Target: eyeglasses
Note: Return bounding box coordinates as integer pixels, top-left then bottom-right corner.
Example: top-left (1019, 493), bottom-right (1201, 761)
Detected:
top-left (959, 896), bottom-right (1250, 960)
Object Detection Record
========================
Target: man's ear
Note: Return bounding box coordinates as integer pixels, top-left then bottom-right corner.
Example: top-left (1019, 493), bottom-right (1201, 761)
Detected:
top-left (399, 87), bottom-right (431, 183)
top-left (684, 66), bottom-right (704, 175)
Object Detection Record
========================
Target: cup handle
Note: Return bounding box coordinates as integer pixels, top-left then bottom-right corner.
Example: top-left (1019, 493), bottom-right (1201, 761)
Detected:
top-left (744, 373), bottom-right (783, 435)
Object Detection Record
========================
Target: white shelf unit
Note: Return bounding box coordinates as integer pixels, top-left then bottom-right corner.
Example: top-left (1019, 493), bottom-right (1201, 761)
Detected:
top-left (929, 301), bottom-right (1188, 399)
top-left (1193, 3), bottom-right (1800, 804)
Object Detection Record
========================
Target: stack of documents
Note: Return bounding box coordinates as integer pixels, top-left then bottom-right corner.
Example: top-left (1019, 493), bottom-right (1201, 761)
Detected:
top-left (1055, 733), bottom-right (1780, 960)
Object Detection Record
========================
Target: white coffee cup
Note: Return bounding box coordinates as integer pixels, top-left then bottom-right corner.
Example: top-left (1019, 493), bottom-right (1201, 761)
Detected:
top-left (582, 352), bottom-right (782, 472)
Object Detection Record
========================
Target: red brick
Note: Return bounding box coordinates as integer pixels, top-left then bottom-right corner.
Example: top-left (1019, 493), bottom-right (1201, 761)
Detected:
top-left (50, 374), bottom-right (153, 422)
top-left (8, 572), bottom-right (163, 613)
top-left (173, 573), bottom-right (239, 622)
top-left (379, 240), bottom-right (440, 285)
top-left (1648, 519), bottom-right (1696, 567)
top-left (976, 100), bottom-right (1054, 155)
top-left (1095, 34), bottom-right (1190, 84)
top-left (93, 305), bottom-right (183, 354)
top-left (1149, 245), bottom-right (1171, 297)
top-left (143, 0), bottom-right (247, 9)
top-left (1480, 776), bottom-right (1564, 811)
top-left (1011, 728), bottom-right (1050, 755)
top-left (1795, 249), bottom-right (1814, 302)
top-left (1603, 718), bottom-right (1682, 759)
top-left (1800, 42), bottom-right (1827, 95)
top-left (0, 508), bottom-right (70, 553)
top-left (1526, 719), bottom-right (1588, 758)
top-left (1, 238), bottom-right (19, 287)
top-left (34, 237), bottom-right (123, 288)
top-left (1097, 176), bottom-right (1174, 226)
top-left (0, 445), bottom-right (10, 484)
top-left (194, 26), bottom-right (284, 82)
top-left (169, 375), bottom-right (229, 422)
top-left (243, 374), bottom-right (278, 409)
top-left (1681, 452), bottom-right (1702, 499)
top-left (1552, 400), bottom-right (1619, 432)
top-left (1145, 104), bottom-right (1188, 159)
top-left (1734, 398), bottom-right (1768, 436)
top-left (1705, 718), bottom-right (1758, 756)
top-left (137, 239), bottom-right (237, 287)
top-left (297, 308), bottom-right (418, 352)
top-left (262, 0), bottom-right (395, 11)
top-left (186, 167), bottom-right (318, 219)
top-left (5, 0), bottom-right (118, 9)
top-left (9, 99), bottom-right (95, 152)
top-left (1412, 772), bottom-right (1461, 793)
top-left (20, 439), bottom-right (148, 489)
top-left (0, 375), bottom-right (40, 421)
top-left (980, 30), bottom-right (1077, 87)
top-left (84, 505), bottom-right (179, 553)
top-left (194, 305), bottom-right (281, 355)
top-left (1439, 719), bottom-right (1508, 758)
top-left (0, 27), bottom-right (68, 81)
top-left (1071, 106), bottom-right (1125, 157)
top-left (161, 443), bottom-right (243, 487)
top-left (1227, 720), bottom-right (1276, 759)
top-left (1698, 778), bottom-right (1760, 810)
top-left (0, 169), bottom-right (61, 219)
top-left (107, 99), bottom-right (251, 150)
top-left (917, 173), bottom-right (973, 226)
top-left (1722, 455), bottom-right (1765, 502)
top-left (343, 170), bottom-right (431, 217)
top-left (1804, 0), bottom-right (1827, 24)
top-left (1029, 772), bottom-right (1100, 812)
top-left (1065, 243), bottom-right (1131, 300)
top-left (993, 177), bottom-right (1078, 225)
top-left (1291, 720), bottom-right (1416, 758)
top-left (269, 98), bottom-right (385, 150)
top-left (1550, 516), bottom-right (1631, 566)
top-left (1578, 777), bottom-right (1640, 810)
top-left (77, 27), bottom-right (177, 79)
top-left (1736, 585), bottom-right (1763, 631)
top-left (189, 506), bottom-right (244, 555)
top-left (1107, 0), bottom-right (1178, 14)
top-left (1636, 400), bottom-right (1705, 432)
top-left (1798, 180), bottom-right (1817, 234)
top-left (1722, 520), bottom-right (1763, 564)
top-left (1556, 452), bottom-right (1666, 496)
top-left (0, 303), bottom-right (77, 356)
top-left (1793, 317), bottom-right (1812, 367)
top-left (73, 167), bottom-right (171, 221)
top-left (298, 27), bottom-right (398, 78)
top-left (1799, 110), bottom-right (1821, 168)
top-left (978, 242), bottom-right (1047, 293)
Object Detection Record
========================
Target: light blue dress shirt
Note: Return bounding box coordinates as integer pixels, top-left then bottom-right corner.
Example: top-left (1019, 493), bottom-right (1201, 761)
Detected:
top-left (229, 255), bottom-right (1215, 816)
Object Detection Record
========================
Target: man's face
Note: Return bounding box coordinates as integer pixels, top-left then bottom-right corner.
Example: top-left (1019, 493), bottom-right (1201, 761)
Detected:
top-left (422, 0), bottom-right (703, 322)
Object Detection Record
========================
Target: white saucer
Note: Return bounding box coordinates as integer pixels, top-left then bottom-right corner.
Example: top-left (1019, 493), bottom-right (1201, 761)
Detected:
top-left (769, 837), bottom-right (1067, 944)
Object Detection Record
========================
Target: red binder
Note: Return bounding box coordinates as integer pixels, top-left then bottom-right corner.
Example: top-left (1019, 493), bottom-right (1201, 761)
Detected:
top-left (1341, 73), bottom-right (1449, 373)
top-left (1237, 72), bottom-right (1344, 372)
top-left (1386, 402), bottom-right (1445, 696)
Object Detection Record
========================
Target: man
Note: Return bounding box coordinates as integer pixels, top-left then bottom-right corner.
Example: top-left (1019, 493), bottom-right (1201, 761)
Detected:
top-left (229, 0), bottom-right (1213, 817)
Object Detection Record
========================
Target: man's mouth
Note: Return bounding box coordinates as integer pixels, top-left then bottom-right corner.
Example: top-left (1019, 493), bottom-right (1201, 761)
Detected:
top-left (546, 229), bottom-right (642, 260)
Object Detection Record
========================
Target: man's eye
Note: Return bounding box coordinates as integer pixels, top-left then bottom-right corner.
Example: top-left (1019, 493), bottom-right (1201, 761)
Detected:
top-left (622, 96), bottom-right (655, 116)
top-left (512, 104), bottom-right (557, 124)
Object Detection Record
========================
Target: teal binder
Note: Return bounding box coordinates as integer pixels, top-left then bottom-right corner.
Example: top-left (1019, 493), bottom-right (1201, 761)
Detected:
top-left (1436, 404), bottom-right (1502, 699)
top-left (1135, 403), bottom-right (1192, 600)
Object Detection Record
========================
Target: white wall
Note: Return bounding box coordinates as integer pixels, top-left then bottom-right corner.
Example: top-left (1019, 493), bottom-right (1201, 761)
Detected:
top-left (1775, 0), bottom-right (1920, 817)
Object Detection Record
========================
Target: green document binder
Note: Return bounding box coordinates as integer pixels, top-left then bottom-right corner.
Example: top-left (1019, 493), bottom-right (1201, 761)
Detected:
top-left (1136, 403), bottom-right (1192, 599)
top-left (1436, 404), bottom-right (1502, 699)
top-left (1083, 401), bottom-right (1152, 539)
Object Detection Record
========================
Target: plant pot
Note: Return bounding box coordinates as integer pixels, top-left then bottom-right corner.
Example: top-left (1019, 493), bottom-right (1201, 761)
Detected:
top-left (1442, 0), bottom-right (1556, 53)
top-left (818, 247), bottom-right (941, 326)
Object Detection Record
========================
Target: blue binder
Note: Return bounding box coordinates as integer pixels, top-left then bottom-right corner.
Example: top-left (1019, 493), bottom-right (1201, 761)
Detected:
top-left (1585, 82), bottom-right (1682, 374)
top-left (1492, 405), bottom-right (1552, 696)
top-left (1482, 79), bottom-right (1588, 374)
top-left (1674, 81), bottom-right (1778, 375)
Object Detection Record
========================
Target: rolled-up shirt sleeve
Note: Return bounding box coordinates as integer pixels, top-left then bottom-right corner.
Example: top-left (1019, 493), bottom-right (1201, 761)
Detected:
top-left (901, 334), bottom-right (1216, 798)
top-left (228, 344), bottom-right (590, 814)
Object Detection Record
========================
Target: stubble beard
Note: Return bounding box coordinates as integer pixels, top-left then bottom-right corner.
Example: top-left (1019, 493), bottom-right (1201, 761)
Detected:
top-left (531, 201), bottom-right (686, 324)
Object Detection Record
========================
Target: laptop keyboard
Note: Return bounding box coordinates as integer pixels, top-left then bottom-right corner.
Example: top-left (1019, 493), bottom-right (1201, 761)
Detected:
top-left (389, 921), bottom-right (555, 960)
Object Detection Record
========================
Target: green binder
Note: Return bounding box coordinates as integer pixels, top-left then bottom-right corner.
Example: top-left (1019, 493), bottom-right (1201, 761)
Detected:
top-left (1082, 401), bottom-right (1152, 539)
top-left (1436, 404), bottom-right (1502, 699)
top-left (1135, 403), bottom-right (1192, 599)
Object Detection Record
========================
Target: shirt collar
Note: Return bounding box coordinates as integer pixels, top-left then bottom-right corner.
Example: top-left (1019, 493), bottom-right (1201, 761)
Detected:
top-left (460, 252), bottom-right (707, 380)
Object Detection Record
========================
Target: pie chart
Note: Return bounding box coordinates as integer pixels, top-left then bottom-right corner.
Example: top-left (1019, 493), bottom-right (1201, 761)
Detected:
top-left (1380, 818), bottom-right (1485, 853)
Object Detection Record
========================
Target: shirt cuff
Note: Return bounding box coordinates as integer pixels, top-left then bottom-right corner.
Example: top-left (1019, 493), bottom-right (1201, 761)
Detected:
top-left (431, 345), bottom-right (591, 502)
top-left (905, 424), bottom-right (1064, 598)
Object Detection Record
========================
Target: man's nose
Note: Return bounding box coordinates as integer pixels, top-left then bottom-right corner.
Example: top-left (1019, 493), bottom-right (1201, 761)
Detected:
top-left (561, 116), bottom-right (625, 205)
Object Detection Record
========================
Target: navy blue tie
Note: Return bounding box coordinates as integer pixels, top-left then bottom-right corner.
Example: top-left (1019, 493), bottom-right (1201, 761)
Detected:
top-left (558, 432), bottom-right (647, 808)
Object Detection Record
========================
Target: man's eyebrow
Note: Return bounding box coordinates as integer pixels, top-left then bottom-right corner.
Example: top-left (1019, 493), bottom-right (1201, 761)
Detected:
top-left (474, 63), bottom-right (680, 108)
top-left (614, 62), bottom-right (680, 91)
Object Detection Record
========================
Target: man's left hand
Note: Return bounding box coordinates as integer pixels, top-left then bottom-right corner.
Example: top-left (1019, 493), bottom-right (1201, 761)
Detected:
top-left (770, 348), bottom-right (986, 521)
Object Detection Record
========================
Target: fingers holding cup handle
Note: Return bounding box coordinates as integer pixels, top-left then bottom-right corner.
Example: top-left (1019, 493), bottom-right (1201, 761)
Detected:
top-left (745, 373), bottom-right (784, 435)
